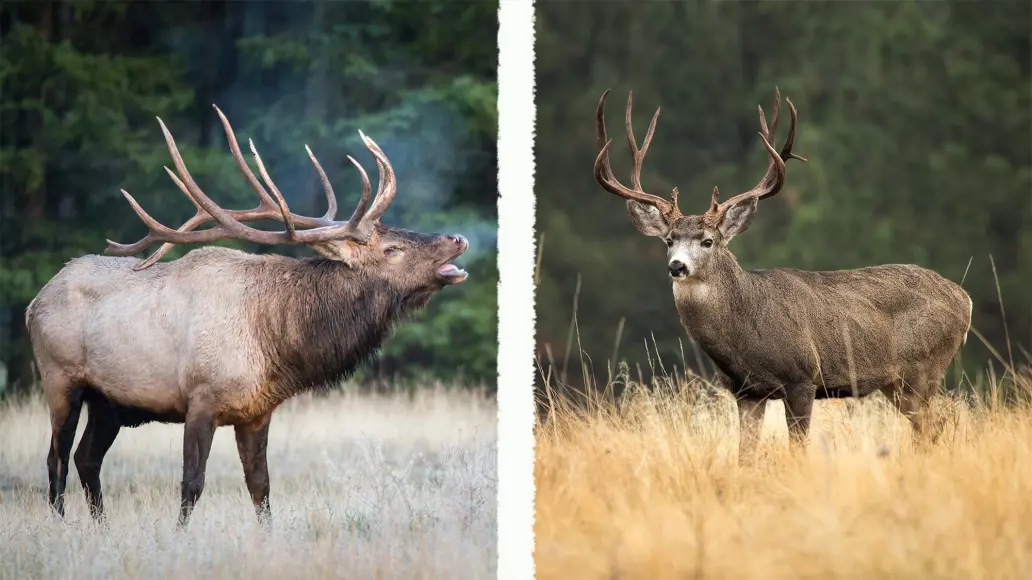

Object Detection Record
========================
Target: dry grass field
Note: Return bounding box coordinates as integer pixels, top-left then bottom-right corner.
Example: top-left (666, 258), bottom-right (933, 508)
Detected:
top-left (0, 386), bottom-right (497, 579)
top-left (535, 375), bottom-right (1032, 580)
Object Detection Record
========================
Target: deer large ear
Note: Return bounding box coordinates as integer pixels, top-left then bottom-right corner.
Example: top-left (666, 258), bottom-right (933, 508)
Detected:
top-left (718, 197), bottom-right (758, 241)
top-left (310, 240), bottom-right (359, 266)
top-left (626, 200), bottom-right (669, 237)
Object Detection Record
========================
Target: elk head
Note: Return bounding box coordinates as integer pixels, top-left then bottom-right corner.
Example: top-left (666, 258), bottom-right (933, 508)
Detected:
top-left (593, 88), bottom-right (806, 281)
top-left (105, 106), bottom-right (469, 291)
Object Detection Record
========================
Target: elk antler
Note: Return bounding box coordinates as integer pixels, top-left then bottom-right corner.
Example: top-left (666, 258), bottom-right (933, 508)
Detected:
top-left (704, 87), bottom-right (808, 225)
top-left (106, 105), bottom-right (393, 270)
top-left (593, 90), bottom-right (682, 221)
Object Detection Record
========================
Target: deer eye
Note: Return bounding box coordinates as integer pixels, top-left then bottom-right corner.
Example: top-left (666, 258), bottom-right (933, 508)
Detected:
top-left (701, 239), bottom-right (714, 248)
top-left (384, 246), bottom-right (402, 256)
top-left (665, 238), bottom-right (673, 247)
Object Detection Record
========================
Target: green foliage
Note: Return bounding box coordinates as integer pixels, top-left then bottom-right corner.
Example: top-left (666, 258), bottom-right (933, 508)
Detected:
top-left (535, 1), bottom-right (1031, 384)
top-left (0, 1), bottom-right (498, 394)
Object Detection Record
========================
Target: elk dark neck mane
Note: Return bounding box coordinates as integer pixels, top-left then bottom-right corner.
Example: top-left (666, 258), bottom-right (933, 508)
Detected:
top-left (248, 256), bottom-right (434, 397)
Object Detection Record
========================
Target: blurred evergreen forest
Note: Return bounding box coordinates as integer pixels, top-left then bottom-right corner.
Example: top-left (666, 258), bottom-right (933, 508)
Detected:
top-left (535, 1), bottom-right (1030, 393)
top-left (0, 1), bottom-right (498, 396)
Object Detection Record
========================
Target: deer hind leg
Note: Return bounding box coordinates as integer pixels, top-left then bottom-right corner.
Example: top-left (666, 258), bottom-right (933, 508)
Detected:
top-left (74, 392), bottom-right (122, 520)
top-left (884, 372), bottom-right (945, 448)
top-left (783, 384), bottom-right (817, 450)
top-left (736, 397), bottom-right (767, 464)
top-left (234, 414), bottom-right (273, 524)
top-left (45, 379), bottom-right (85, 517)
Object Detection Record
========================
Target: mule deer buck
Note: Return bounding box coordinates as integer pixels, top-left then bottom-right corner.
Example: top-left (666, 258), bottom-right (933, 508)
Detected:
top-left (593, 88), bottom-right (972, 457)
top-left (25, 106), bottom-right (470, 526)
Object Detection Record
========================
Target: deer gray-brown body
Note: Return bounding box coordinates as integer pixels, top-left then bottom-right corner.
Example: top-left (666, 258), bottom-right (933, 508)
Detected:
top-left (593, 88), bottom-right (972, 458)
top-left (25, 105), bottom-right (470, 525)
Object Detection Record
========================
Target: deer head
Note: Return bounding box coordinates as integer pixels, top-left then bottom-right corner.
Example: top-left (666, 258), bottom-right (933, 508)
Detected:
top-left (593, 88), bottom-right (806, 281)
top-left (105, 105), bottom-right (468, 290)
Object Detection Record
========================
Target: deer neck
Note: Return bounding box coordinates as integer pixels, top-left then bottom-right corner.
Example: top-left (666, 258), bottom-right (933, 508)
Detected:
top-left (671, 251), bottom-right (752, 346)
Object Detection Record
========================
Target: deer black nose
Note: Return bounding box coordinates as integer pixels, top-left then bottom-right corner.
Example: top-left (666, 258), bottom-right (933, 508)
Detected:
top-left (668, 260), bottom-right (688, 278)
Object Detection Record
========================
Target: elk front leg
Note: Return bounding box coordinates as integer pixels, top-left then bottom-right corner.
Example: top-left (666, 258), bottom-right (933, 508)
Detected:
top-left (235, 414), bottom-right (272, 523)
top-left (783, 385), bottom-right (816, 449)
top-left (74, 396), bottom-right (122, 519)
top-left (736, 397), bottom-right (766, 463)
top-left (47, 384), bottom-right (84, 517)
top-left (179, 402), bottom-right (216, 528)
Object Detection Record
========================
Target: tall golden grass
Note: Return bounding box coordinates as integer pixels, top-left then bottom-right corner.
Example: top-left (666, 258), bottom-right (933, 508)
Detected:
top-left (535, 373), bottom-right (1032, 580)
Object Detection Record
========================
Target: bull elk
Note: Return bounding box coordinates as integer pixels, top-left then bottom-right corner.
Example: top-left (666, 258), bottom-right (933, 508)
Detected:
top-left (25, 106), bottom-right (470, 526)
top-left (592, 88), bottom-right (972, 457)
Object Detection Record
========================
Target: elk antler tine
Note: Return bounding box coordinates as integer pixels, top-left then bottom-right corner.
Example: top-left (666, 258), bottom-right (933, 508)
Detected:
top-left (212, 105), bottom-right (278, 210)
top-left (248, 139), bottom-right (296, 240)
top-left (345, 154), bottom-right (372, 224)
top-left (163, 167), bottom-right (204, 213)
top-left (356, 130), bottom-right (397, 224)
top-left (305, 145), bottom-right (338, 221)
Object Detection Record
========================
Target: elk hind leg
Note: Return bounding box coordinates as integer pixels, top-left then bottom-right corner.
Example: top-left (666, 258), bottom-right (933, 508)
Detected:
top-left (178, 402), bottom-right (216, 528)
top-left (45, 379), bottom-right (85, 517)
top-left (74, 392), bottom-right (122, 519)
top-left (235, 414), bottom-right (272, 524)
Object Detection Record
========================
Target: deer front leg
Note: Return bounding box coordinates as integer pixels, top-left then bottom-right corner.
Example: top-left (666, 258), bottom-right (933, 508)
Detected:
top-left (736, 397), bottom-right (766, 463)
top-left (179, 402), bottom-right (216, 528)
top-left (235, 414), bottom-right (272, 524)
top-left (783, 384), bottom-right (816, 450)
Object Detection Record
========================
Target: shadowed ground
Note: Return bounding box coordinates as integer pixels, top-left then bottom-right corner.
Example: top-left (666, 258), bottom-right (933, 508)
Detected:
top-left (0, 387), bottom-right (497, 579)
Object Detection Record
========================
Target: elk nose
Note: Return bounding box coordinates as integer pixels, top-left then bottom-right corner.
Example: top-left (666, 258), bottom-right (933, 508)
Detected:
top-left (668, 260), bottom-right (688, 278)
top-left (448, 234), bottom-right (468, 249)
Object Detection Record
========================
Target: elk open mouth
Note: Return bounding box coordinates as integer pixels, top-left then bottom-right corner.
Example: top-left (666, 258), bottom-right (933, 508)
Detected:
top-left (437, 235), bottom-right (469, 285)
top-left (437, 263), bottom-right (468, 284)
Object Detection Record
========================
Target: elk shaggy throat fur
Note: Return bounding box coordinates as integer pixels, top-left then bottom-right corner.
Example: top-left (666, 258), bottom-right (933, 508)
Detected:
top-left (25, 105), bottom-right (470, 526)
top-left (593, 88), bottom-right (972, 459)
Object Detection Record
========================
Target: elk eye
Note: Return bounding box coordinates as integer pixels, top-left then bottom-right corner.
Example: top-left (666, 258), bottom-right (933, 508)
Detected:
top-left (701, 239), bottom-right (714, 248)
top-left (384, 246), bottom-right (402, 256)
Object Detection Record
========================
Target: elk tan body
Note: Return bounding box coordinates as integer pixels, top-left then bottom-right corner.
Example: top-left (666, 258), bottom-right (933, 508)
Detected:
top-left (592, 88), bottom-right (972, 457)
top-left (26, 106), bottom-right (470, 525)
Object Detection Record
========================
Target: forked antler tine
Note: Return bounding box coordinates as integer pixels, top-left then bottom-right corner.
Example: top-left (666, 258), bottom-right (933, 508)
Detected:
top-left (592, 140), bottom-right (676, 211)
top-left (715, 131), bottom-right (787, 210)
top-left (344, 155), bottom-right (372, 224)
top-left (356, 130), bottom-right (397, 224)
top-left (305, 145), bottom-right (337, 221)
top-left (623, 92), bottom-right (660, 192)
top-left (248, 139), bottom-right (297, 240)
top-left (593, 89), bottom-right (677, 216)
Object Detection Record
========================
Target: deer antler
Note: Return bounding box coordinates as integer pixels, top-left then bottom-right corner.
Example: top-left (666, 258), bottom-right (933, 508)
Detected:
top-left (704, 87), bottom-right (808, 224)
top-left (593, 90), bottom-right (682, 221)
top-left (106, 105), bottom-right (393, 270)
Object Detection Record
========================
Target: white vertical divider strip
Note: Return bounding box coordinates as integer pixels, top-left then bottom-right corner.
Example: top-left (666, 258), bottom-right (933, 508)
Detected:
top-left (496, 0), bottom-right (536, 578)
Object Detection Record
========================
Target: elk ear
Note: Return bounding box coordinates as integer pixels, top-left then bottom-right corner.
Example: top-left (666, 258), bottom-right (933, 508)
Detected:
top-left (309, 240), bottom-right (359, 266)
top-left (718, 197), bottom-right (758, 241)
top-left (626, 201), bottom-right (669, 237)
